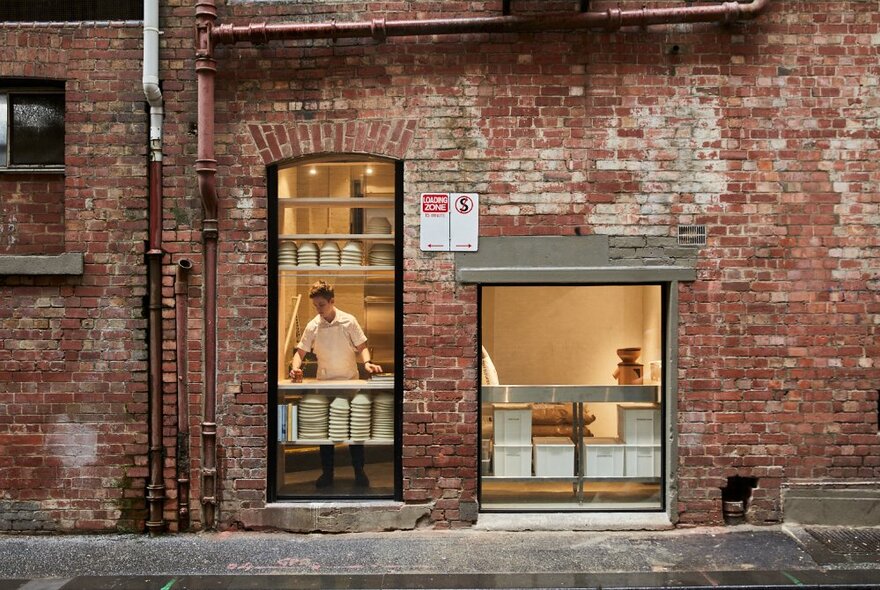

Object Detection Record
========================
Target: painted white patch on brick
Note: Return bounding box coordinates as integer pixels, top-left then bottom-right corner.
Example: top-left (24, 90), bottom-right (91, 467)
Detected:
top-left (589, 98), bottom-right (727, 233)
top-left (45, 422), bottom-right (98, 468)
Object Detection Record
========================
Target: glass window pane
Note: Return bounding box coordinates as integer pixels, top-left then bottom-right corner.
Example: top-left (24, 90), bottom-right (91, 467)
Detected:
top-left (480, 285), bottom-right (664, 511)
top-left (275, 157), bottom-right (398, 499)
top-left (10, 93), bottom-right (64, 165)
top-left (0, 94), bottom-right (7, 166)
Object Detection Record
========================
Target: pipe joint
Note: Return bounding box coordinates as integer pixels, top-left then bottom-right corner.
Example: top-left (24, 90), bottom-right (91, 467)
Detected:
top-left (605, 8), bottom-right (623, 31)
top-left (249, 22), bottom-right (270, 44)
top-left (371, 18), bottom-right (387, 42)
top-left (201, 496), bottom-right (217, 505)
top-left (195, 1), bottom-right (217, 20)
top-left (196, 22), bottom-right (215, 58)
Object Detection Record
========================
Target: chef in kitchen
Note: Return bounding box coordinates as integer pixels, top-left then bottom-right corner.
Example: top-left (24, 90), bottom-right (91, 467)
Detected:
top-left (289, 280), bottom-right (383, 488)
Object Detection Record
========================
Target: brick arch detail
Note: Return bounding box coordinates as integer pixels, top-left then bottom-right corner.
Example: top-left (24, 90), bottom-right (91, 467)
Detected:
top-left (249, 119), bottom-right (419, 165)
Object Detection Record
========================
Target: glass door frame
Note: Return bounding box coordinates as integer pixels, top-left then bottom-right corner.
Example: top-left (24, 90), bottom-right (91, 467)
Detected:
top-left (267, 158), bottom-right (405, 502)
top-left (476, 281), bottom-right (670, 512)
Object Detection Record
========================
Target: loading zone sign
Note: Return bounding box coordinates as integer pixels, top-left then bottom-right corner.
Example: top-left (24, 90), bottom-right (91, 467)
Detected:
top-left (419, 192), bottom-right (479, 252)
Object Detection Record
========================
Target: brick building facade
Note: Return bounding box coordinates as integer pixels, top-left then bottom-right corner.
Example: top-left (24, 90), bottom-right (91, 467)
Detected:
top-left (1, 0), bottom-right (878, 533)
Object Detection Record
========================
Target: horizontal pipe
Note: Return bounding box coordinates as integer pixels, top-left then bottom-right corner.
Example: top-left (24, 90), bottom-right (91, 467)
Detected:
top-left (212, 0), bottom-right (770, 46)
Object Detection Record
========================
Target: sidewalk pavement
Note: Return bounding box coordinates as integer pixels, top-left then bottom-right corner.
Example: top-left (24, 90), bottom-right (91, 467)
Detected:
top-left (1, 524), bottom-right (880, 589)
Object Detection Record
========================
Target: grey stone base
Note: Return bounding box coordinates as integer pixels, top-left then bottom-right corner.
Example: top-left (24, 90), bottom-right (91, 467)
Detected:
top-left (240, 501), bottom-right (433, 533)
top-left (783, 481), bottom-right (880, 526)
top-left (474, 512), bottom-right (673, 531)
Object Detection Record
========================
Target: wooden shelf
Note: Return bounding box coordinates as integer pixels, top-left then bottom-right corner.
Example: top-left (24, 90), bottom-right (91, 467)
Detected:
top-left (279, 233), bottom-right (394, 241)
top-left (278, 379), bottom-right (395, 391)
top-left (278, 197), bottom-right (395, 208)
top-left (278, 265), bottom-right (394, 273)
top-left (280, 438), bottom-right (394, 446)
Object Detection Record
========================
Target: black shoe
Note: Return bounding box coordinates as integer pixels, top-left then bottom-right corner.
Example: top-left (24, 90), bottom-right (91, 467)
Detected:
top-left (354, 471), bottom-right (370, 488)
top-left (315, 472), bottom-right (334, 488)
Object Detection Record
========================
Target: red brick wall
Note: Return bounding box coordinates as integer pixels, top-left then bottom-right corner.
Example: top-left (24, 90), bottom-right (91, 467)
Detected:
top-left (159, 0), bottom-right (876, 530)
top-left (0, 24), bottom-right (149, 532)
top-left (0, 174), bottom-right (65, 255)
top-left (3, 0), bottom-right (878, 533)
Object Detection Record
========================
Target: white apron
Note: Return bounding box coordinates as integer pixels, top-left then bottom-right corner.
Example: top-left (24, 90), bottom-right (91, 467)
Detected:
top-left (312, 321), bottom-right (358, 380)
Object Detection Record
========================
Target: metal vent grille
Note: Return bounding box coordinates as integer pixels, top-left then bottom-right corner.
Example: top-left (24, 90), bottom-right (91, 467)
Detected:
top-left (0, 0), bottom-right (141, 22)
top-left (677, 225), bottom-right (707, 247)
top-left (806, 527), bottom-right (880, 557)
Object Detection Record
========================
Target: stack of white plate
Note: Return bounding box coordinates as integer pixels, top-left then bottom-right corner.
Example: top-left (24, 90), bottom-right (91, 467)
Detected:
top-left (297, 242), bottom-right (319, 266)
top-left (370, 373), bottom-right (394, 386)
top-left (368, 243), bottom-right (394, 266)
top-left (341, 241), bottom-right (363, 267)
top-left (320, 241), bottom-right (341, 267)
top-left (349, 393), bottom-right (372, 441)
top-left (298, 395), bottom-right (329, 439)
top-left (366, 216), bottom-right (392, 235)
top-left (328, 397), bottom-right (350, 441)
top-left (371, 393), bottom-right (394, 439)
top-left (278, 241), bottom-right (297, 266)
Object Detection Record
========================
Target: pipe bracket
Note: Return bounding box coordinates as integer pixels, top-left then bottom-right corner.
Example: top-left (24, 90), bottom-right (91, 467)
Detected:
top-left (371, 18), bottom-right (387, 42)
top-left (722, 2), bottom-right (742, 24)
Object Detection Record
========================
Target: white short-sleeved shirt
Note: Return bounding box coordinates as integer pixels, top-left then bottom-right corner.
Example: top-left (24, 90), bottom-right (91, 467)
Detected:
top-left (297, 308), bottom-right (367, 380)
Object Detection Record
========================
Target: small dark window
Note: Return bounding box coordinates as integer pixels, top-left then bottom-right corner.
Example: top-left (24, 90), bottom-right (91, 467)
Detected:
top-left (10, 94), bottom-right (64, 166)
top-left (1, 84), bottom-right (65, 169)
top-left (0, 0), bottom-right (142, 22)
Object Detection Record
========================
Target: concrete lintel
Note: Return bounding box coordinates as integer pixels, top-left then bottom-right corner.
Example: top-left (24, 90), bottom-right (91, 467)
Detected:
top-left (474, 512), bottom-right (673, 531)
top-left (456, 266), bottom-right (696, 284)
top-left (241, 501), bottom-right (433, 533)
top-left (0, 253), bottom-right (84, 275)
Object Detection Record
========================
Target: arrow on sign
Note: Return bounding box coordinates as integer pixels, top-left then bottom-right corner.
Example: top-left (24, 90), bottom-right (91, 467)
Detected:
top-left (455, 244), bottom-right (472, 248)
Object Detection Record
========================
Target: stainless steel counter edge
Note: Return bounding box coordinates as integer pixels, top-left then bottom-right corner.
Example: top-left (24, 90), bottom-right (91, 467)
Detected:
top-left (482, 384), bottom-right (659, 403)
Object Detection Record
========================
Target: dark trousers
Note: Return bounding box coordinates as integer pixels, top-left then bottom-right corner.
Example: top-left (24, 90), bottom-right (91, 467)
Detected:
top-left (320, 444), bottom-right (365, 474)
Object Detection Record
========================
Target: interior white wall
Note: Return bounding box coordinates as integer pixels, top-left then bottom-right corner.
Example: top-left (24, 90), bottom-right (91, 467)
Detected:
top-left (481, 285), bottom-right (662, 438)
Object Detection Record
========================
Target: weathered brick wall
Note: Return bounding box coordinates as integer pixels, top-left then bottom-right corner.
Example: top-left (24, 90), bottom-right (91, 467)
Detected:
top-left (158, 0), bottom-right (878, 530)
top-left (0, 23), bottom-right (149, 532)
top-left (6, 0), bottom-right (876, 534)
top-left (0, 175), bottom-right (65, 255)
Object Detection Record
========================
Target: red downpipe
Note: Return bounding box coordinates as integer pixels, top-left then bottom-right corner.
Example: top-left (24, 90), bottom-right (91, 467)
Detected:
top-left (175, 258), bottom-right (194, 531)
top-left (196, 0), bottom-right (219, 530)
top-left (212, 0), bottom-right (771, 45)
top-left (146, 152), bottom-right (165, 535)
top-left (193, 0), bottom-right (772, 531)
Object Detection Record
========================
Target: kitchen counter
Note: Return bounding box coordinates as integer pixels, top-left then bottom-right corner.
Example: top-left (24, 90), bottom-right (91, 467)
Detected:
top-left (278, 378), bottom-right (394, 391)
top-left (482, 384), bottom-right (658, 404)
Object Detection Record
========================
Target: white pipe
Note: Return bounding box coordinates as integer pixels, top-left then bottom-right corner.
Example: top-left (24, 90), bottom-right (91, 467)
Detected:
top-left (144, 0), bottom-right (163, 160)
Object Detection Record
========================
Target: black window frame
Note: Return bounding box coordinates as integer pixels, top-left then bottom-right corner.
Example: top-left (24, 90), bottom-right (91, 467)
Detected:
top-left (0, 81), bottom-right (66, 172)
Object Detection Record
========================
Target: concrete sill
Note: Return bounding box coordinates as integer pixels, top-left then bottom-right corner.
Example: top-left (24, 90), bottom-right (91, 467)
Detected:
top-left (241, 501), bottom-right (433, 533)
top-left (474, 512), bottom-right (674, 531)
top-left (0, 253), bottom-right (84, 275)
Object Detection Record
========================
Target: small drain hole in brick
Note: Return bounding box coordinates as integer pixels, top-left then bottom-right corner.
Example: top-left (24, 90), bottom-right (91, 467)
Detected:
top-left (721, 476), bottom-right (757, 525)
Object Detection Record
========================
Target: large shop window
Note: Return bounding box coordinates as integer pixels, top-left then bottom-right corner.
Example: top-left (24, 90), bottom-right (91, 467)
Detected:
top-left (269, 156), bottom-right (400, 500)
top-left (480, 285), bottom-right (665, 511)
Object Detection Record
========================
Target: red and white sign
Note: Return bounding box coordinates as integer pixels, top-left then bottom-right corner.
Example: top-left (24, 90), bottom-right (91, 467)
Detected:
top-left (450, 193), bottom-right (478, 252)
top-left (419, 193), bottom-right (450, 251)
top-left (421, 193), bottom-right (449, 213)
top-left (419, 192), bottom-right (479, 252)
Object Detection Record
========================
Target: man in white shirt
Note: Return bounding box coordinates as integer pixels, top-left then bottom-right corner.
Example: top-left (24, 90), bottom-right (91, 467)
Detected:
top-left (290, 281), bottom-right (382, 488)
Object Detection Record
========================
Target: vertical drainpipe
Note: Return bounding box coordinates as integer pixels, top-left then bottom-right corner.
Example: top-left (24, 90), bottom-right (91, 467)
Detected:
top-left (175, 258), bottom-right (194, 530)
top-left (195, 0), bottom-right (220, 530)
top-left (144, 0), bottom-right (166, 536)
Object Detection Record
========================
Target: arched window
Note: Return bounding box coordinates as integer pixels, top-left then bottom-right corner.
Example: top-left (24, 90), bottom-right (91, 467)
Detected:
top-left (269, 155), bottom-right (401, 500)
